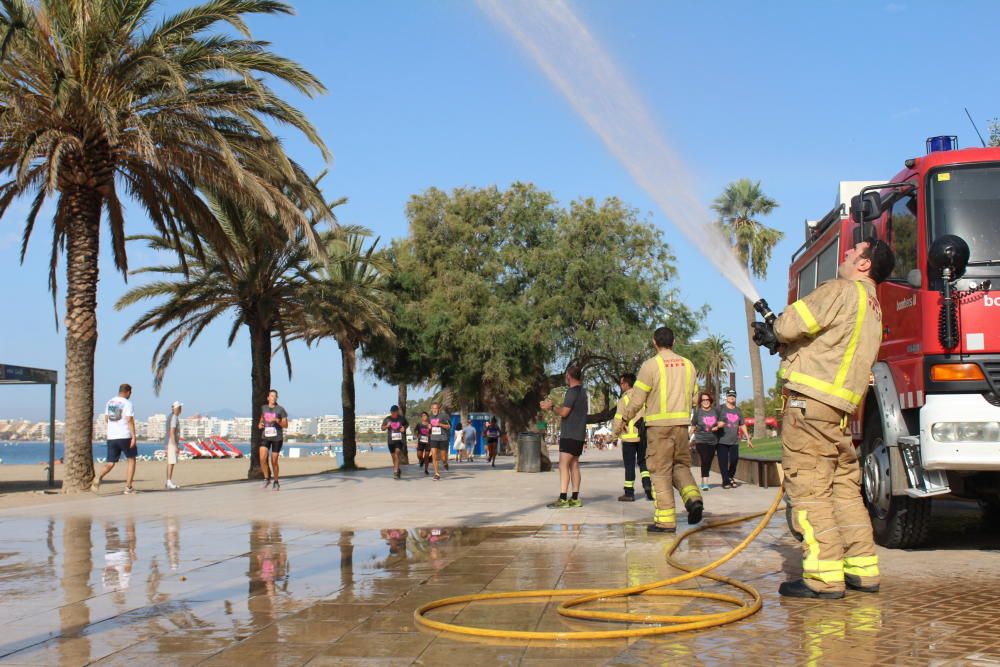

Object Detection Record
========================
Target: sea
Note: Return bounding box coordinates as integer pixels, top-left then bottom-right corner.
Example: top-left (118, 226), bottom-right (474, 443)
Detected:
top-left (0, 440), bottom-right (393, 466)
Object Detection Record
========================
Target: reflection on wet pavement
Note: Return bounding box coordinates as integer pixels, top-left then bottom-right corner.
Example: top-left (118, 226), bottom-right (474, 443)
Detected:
top-left (0, 506), bottom-right (999, 665)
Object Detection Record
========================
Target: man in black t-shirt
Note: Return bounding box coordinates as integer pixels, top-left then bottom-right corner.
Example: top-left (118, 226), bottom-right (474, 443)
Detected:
top-left (381, 405), bottom-right (410, 479)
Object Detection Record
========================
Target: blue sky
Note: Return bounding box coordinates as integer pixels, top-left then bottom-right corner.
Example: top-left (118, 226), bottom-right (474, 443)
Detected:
top-left (3, 0), bottom-right (999, 421)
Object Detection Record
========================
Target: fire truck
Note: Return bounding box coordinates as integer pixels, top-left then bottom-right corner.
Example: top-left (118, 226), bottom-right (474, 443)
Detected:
top-left (787, 136), bottom-right (1000, 547)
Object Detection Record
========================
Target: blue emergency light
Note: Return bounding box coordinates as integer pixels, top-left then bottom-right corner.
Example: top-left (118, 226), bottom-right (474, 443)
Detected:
top-left (926, 136), bottom-right (958, 153)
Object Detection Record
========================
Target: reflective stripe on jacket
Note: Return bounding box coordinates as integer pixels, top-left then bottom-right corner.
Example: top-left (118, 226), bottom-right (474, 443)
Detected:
top-left (612, 390), bottom-right (643, 442)
top-left (775, 278), bottom-right (883, 414)
top-left (621, 349), bottom-right (697, 427)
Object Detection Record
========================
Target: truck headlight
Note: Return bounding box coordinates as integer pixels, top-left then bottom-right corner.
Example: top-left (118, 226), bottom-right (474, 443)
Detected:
top-left (931, 422), bottom-right (1000, 442)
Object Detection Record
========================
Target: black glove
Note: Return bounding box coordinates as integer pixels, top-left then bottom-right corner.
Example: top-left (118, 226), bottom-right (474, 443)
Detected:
top-left (752, 321), bottom-right (780, 356)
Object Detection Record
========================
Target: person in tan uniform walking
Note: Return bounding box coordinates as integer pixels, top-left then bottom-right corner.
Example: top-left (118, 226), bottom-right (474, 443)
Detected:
top-left (762, 237), bottom-right (894, 599)
top-left (619, 326), bottom-right (703, 533)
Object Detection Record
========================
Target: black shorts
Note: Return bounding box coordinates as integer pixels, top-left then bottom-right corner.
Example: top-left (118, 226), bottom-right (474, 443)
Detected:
top-left (430, 440), bottom-right (449, 451)
top-left (388, 441), bottom-right (406, 453)
top-left (417, 440), bottom-right (431, 452)
top-left (558, 437), bottom-right (585, 457)
top-left (106, 438), bottom-right (136, 463)
top-left (486, 438), bottom-right (498, 447)
top-left (261, 440), bottom-right (283, 453)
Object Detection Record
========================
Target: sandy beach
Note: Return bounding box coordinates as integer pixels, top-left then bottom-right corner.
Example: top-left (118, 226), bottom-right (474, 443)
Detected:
top-left (0, 449), bottom-right (393, 509)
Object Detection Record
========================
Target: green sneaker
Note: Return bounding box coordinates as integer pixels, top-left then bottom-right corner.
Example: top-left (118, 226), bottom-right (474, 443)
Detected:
top-left (547, 499), bottom-right (570, 509)
top-left (568, 498), bottom-right (583, 508)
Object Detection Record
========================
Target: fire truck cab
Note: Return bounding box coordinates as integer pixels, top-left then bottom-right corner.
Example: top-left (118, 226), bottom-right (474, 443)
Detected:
top-left (788, 137), bottom-right (1000, 547)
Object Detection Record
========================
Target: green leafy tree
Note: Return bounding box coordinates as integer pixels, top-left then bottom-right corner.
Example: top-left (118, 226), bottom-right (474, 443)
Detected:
top-left (116, 191), bottom-right (328, 477)
top-left (0, 0), bottom-right (328, 491)
top-left (989, 118), bottom-right (1000, 147)
top-left (712, 179), bottom-right (783, 439)
top-left (384, 184), bottom-right (700, 443)
top-left (288, 234), bottom-right (394, 469)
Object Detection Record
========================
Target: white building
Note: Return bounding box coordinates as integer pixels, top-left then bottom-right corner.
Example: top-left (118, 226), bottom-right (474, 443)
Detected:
top-left (147, 413), bottom-right (167, 440)
top-left (356, 414), bottom-right (383, 433)
top-left (231, 418), bottom-right (253, 442)
top-left (287, 417), bottom-right (317, 437)
top-left (316, 415), bottom-right (343, 438)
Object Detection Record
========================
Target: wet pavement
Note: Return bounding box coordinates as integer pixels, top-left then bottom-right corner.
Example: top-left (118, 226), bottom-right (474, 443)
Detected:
top-left (1, 450), bottom-right (999, 665)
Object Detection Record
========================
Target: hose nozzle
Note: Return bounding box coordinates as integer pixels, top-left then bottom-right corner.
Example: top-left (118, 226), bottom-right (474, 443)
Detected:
top-left (753, 298), bottom-right (777, 325)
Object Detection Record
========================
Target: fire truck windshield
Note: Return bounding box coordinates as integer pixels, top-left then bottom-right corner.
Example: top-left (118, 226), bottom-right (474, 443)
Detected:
top-left (928, 165), bottom-right (1000, 269)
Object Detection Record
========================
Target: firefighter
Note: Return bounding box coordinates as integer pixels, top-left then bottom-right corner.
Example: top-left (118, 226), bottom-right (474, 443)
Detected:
top-left (758, 237), bottom-right (894, 599)
top-left (619, 326), bottom-right (703, 532)
top-left (611, 372), bottom-right (653, 502)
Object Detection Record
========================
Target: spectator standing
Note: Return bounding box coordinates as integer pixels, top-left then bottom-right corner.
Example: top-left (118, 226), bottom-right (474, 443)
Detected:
top-left (717, 389), bottom-right (753, 488)
top-left (540, 365), bottom-right (588, 508)
top-left (381, 405), bottom-right (409, 479)
top-left (453, 424), bottom-right (467, 462)
top-left (691, 392), bottom-right (723, 491)
top-left (93, 383), bottom-right (138, 494)
top-left (165, 401), bottom-right (182, 489)
top-left (258, 390), bottom-right (288, 491)
top-left (462, 420), bottom-right (478, 463)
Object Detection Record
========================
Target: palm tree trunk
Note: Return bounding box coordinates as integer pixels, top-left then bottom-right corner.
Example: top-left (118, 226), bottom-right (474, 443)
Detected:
top-left (743, 297), bottom-right (767, 438)
top-left (247, 322), bottom-right (271, 479)
top-left (60, 515), bottom-right (93, 662)
top-left (398, 383), bottom-right (409, 464)
top-left (62, 191), bottom-right (102, 492)
top-left (340, 342), bottom-right (359, 469)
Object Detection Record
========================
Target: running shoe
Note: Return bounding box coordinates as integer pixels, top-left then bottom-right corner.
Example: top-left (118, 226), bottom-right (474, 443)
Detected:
top-left (568, 498), bottom-right (583, 508)
top-left (546, 499), bottom-right (570, 509)
top-left (701, 483), bottom-right (710, 491)
top-left (263, 478), bottom-right (271, 489)
top-left (444, 461), bottom-right (449, 471)
top-left (433, 474), bottom-right (440, 481)
top-left (273, 481), bottom-right (280, 491)
top-left (424, 468), bottom-right (429, 476)
top-left (123, 487), bottom-right (137, 495)
top-left (393, 470), bottom-right (401, 480)
top-left (90, 477), bottom-right (101, 492)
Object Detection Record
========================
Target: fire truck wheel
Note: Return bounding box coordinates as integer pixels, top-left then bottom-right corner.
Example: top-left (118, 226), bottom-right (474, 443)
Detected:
top-left (861, 417), bottom-right (931, 548)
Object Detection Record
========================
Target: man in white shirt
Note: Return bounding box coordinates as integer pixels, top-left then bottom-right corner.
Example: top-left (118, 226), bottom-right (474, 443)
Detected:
top-left (93, 383), bottom-right (138, 494)
top-left (165, 401), bottom-right (182, 489)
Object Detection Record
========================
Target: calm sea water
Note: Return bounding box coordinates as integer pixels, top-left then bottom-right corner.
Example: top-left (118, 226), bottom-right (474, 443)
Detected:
top-left (0, 441), bottom-right (392, 466)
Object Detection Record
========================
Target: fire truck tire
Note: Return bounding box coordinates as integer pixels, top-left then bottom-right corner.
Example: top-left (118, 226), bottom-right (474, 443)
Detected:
top-left (861, 417), bottom-right (932, 549)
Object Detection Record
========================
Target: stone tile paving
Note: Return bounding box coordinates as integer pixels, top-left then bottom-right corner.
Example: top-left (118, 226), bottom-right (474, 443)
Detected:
top-left (0, 450), bottom-right (998, 665)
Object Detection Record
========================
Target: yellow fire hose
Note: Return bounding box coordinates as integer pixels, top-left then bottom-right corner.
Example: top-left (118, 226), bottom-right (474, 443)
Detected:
top-left (414, 482), bottom-right (785, 640)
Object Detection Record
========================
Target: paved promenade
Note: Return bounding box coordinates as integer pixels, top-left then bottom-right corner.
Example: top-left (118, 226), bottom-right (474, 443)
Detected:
top-left (0, 447), bottom-right (998, 665)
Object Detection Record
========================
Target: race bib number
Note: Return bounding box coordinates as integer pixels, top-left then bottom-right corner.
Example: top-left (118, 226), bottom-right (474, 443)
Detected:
top-left (419, 435), bottom-right (429, 443)
top-left (391, 431), bottom-right (402, 441)
top-left (264, 426), bottom-right (278, 438)
top-left (431, 427), bottom-right (442, 436)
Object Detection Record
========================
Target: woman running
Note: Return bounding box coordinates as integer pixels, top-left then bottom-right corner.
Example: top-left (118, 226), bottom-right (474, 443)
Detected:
top-left (414, 412), bottom-right (433, 475)
top-left (484, 417), bottom-right (501, 467)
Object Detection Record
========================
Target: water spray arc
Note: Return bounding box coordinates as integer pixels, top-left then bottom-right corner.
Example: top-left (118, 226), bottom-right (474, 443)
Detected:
top-left (477, 0), bottom-right (761, 303)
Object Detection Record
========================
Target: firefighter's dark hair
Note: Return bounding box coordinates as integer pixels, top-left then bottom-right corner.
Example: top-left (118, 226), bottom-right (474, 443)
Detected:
top-left (620, 372), bottom-right (637, 387)
top-left (862, 238), bottom-right (895, 284)
top-left (653, 326), bottom-right (675, 349)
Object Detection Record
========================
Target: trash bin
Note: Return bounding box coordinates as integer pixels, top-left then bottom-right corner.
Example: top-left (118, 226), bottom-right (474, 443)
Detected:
top-left (516, 432), bottom-right (542, 473)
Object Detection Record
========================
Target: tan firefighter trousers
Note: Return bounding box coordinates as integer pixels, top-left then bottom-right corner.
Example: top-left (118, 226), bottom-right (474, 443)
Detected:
top-left (645, 425), bottom-right (701, 528)
top-left (782, 394), bottom-right (880, 593)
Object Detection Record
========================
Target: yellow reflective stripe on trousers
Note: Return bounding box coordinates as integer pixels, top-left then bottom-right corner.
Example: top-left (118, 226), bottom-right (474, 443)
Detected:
top-left (798, 510), bottom-right (844, 583)
top-left (640, 471), bottom-right (650, 479)
top-left (843, 555), bottom-right (880, 577)
top-left (680, 485), bottom-right (700, 503)
top-left (624, 481), bottom-right (634, 488)
top-left (780, 368), bottom-right (863, 406)
top-left (653, 509), bottom-right (675, 524)
top-left (833, 281), bottom-right (868, 389)
top-left (644, 356), bottom-right (692, 421)
top-left (792, 299), bottom-right (821, 335)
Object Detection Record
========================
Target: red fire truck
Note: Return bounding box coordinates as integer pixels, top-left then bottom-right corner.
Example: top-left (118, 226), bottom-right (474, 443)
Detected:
top-left (786, 136), bottom-right (1000, 547)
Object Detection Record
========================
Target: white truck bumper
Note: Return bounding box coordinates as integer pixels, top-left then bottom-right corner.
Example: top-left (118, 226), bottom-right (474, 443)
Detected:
top-left (920, 393), bottom-right (1000, 470)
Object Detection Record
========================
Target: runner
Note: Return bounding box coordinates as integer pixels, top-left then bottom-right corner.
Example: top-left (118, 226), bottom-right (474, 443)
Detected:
top-left (428, 403), bottom-right (451, 480)
top-left (484, 417), bottom-right (501, 467)
top-left (258, 390), bottom-right (288, 491)
top-left (381, 405), bottom-right (410, 479)
top-left (413, 412), bottom-right (433, 475)
top-left (92, 383), bottom-right (138, 494)
top-left (165, 401), bottom-right (182, 489)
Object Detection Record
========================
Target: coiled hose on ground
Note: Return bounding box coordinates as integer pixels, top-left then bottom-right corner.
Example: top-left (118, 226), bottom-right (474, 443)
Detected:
top-left (415, 483), bottom-right (785, 640)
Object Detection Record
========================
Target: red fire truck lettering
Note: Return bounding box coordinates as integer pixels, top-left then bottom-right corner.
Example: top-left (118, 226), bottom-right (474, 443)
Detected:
top-left (985, 294), bottom-right (1000, 307)
top-left (896, 295), bottom-right (916, 311)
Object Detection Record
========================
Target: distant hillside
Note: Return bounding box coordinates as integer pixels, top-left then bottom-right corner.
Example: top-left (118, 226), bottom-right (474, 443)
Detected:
top-left (204, 408), bottom-right (241, 419)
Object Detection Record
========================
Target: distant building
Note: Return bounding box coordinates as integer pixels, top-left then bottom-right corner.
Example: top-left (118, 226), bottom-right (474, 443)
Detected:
top-left (316, 415), bottom-right (343, 437)
top-left (287, 417), bottom-right (317, 437)
top-left (231, 418), bottom-right (253, 442)
top-left (147, 413), bottom-right (167, 440)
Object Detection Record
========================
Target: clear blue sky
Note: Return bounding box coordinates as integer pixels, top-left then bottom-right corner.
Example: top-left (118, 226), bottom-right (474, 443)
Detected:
top-left (3, 0), bottom-right (999, 420)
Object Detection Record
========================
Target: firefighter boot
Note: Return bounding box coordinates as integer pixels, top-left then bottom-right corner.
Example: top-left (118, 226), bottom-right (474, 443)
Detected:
top-left (779, 579), bottom-right (845, 600)
top-left (618, 488), bottom-right (635, 502)
top-left (685, 499), bottom-right (704, 525)
top-left (642, 475), bottom-right (654, 501)
top-left (845, 574), bottom-right (880, 593)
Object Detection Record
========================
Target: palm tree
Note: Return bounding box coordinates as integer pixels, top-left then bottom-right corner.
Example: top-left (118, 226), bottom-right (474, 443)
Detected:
top-left (698, 334), bottom-right (735, 399)
top-left (0, 0), bottom-right (329, 491)
top-left (712, 179), bottom-right (783, 438)
top-left (288, 234), bottom-right (394, 469)
top-left (115, 191), bottom-right (329, 478)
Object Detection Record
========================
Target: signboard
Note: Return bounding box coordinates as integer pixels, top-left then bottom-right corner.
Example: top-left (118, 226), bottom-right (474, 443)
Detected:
top-left (0, 364), bottom-right (57, 384)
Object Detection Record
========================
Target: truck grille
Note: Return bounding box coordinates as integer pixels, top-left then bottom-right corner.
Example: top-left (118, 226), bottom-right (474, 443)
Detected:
top-left (985, 362), bottom-right (1000, 396)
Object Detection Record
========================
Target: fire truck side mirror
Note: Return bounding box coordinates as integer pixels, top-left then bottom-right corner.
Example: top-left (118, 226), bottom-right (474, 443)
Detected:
top-left (850, 192), bottom-right (883, 224)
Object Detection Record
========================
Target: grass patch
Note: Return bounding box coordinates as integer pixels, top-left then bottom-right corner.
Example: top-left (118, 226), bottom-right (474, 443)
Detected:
top-left (741, 436), bottom-right (781, 461)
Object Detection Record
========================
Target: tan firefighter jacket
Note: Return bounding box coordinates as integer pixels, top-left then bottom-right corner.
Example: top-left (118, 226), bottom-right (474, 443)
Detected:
top-left (612, 389), bottom-right (643, 442)
top-left (775, 278), bottom-right (883, 414)
top-left (621, 349), bottom-right (698, 427)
